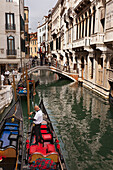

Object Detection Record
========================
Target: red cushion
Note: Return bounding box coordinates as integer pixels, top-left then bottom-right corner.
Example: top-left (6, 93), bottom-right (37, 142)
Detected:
top-left (18, 87), bottom-right (23, 89)
top-left (44, 142), bottom-right (50, 148)
top-left (29, 145), bottom-right (37, 154)
top-left (42, 134), bottom-right (52, 141)
top-left (41, 125), bottom-right (47, 129)
top-left (47, 144), bottom-right (56, 153)
top-left (41, 130), bottom-right (47, 134)
top-left (36, 146), bottom-right (46, 155)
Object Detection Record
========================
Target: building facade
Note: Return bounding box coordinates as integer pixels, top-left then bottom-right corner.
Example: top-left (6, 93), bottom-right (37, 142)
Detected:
top-left (24, 6), bottom-right (30, 60)
top-left (45, 0), bottom-right (113, 99)
top-left (37, 17), bottom-right (48, 64)
top-left (0, 0), bottom-right (25, 73)
top-left (29, 32), bottom-right (38, 58)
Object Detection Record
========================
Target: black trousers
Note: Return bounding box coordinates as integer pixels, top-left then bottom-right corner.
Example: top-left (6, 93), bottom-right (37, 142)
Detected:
top-left (34, 123), bottom-right (43, 143)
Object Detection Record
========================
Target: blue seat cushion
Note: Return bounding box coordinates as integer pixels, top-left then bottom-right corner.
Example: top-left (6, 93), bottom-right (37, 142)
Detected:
top-left (0, 130), bottom-right (10, 147)
top-left (5, 122), bottom-right (18, 126)
top-left (4, 126), bottom-right (18, 131)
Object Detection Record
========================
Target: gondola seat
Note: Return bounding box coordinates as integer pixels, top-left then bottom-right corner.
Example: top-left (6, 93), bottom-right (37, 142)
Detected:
top-left (0, 130), bottom-right (10, 147)
top-left (42, 134), bottom-right (52, 141)
top-left (47, 144), bottom-right (56, 153)
top-left (9, 134), bottom-right (18, 141)
top-left (41, 130), bottom-right (48, 134)
top-left (29, 145), bottom-right (46, 155)
top-left (5, 122), bottom-right (19, 127)
top-left (41, 125), bottom-right (48, 129)
top-left (11, 140), bottom-right (17, 147)
top-left (4, 126), bottom-right (18, 131)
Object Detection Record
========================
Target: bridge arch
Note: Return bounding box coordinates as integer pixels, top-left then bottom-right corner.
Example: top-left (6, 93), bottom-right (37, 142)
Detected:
top-left (28, 66), bottom-right (78, 82)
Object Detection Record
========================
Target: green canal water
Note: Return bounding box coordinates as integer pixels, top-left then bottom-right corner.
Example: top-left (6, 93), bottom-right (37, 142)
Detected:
top-left (1, 70), bottom-right (113, 170)
top-left (28, 70), bottom-right (113, 170)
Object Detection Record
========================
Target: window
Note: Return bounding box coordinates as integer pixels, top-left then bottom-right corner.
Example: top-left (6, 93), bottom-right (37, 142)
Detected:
top-left (7, 36), bottom-right (16, 55)
top-left (7, 0), bottom-right (12, 1)
top-left (40, 36), bottom-right (41, 43)
top-left (31, 47), bottom-right (32, 53)
top-left (6, 13), bottom-right (15, 30)
top-left (24, 13), bottom-right (26, 20)
top-left (35, 47), bottom-right (36, 52)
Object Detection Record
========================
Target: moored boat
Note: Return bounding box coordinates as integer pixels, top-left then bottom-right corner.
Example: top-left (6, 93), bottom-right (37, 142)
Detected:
top-left (17, 86), bottom-right (27, 97)
top-left (0, 99), bottom-right (23, 170)
top-left (24, 99), bottom-right (67, 170)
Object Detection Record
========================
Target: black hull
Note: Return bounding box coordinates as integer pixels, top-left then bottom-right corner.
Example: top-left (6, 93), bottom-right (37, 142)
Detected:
top-left (0, 99), bottom-right (23, 170)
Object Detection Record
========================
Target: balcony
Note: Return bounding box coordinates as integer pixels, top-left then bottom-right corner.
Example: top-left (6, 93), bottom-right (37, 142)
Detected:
top-left (73, 38), bottom-right (85, 48)
top-left (90, 33), bottom-right (104, 46)
top-left (74, 0), bottom-right (91, 14)
top-left (51, 29), bottom-right (58, 36)
top-left (107, 69), bottom-right (113, 82)
top-left (7, 49), bottom-right (17, 58)
top-left (5, 24), bottom-right (16, 31)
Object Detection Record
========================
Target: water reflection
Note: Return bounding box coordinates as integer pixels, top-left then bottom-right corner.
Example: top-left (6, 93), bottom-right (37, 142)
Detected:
top-left (32, 70), bottom-right (113, 170)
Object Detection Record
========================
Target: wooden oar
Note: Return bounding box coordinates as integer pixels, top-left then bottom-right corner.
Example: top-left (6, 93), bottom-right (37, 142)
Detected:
top-left (13, 75), bottom-right (17, 111)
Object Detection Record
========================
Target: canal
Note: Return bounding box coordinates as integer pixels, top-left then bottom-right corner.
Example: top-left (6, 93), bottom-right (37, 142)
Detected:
top-left (21, 70), bottom-right (113, 170)
top-left (1, 70), bottom-right (113, 170)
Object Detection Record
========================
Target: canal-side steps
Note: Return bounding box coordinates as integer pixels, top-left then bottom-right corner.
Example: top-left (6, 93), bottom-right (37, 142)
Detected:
top-left (28, 66), bottom-right (79, 82)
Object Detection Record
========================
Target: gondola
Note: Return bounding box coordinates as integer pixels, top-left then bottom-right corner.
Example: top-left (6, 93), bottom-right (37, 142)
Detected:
top-left (17, 79), bottom-right (39, 97)
top-left (24, 99), bottom-right (67, 170)
top-left (17, 87), bottom-right (27, 97)
top-left (0, 99), bottom-right (23, 170)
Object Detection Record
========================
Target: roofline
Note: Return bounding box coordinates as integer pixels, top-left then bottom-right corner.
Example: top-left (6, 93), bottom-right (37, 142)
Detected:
top-left (51, 0), bottom-right (61, 15)
top-left (37, 21), bottom-right (48, 29)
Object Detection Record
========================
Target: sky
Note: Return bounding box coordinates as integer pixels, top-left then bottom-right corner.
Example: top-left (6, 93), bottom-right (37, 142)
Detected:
top-left (24, 0), bottom-right (57, 32)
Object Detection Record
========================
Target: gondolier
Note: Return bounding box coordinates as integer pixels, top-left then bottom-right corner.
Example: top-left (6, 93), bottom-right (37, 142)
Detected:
top-left (29, 105), bottom-right (43, 144)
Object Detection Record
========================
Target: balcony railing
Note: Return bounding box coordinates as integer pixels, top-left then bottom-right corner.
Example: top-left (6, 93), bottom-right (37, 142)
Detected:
top-left (107, 69), bottom-right (113, 82)
top-left (7, 49), bottom-right (17, 55)
top-left (5, 24), bottom-right (16, 31)
top-left (90, 33), bottom-right (104, 45)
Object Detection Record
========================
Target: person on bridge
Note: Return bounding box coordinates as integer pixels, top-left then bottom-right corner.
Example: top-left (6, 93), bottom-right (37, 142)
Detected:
top-left (29, 105), bottom-right (43, 144)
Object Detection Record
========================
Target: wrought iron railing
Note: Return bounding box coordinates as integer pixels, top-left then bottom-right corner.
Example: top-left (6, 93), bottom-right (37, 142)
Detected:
top-left (7, 49), bottom-right (17, 55)
top-left (107, 69), bottom-right (113, 81)
top-left (5, 24), bottom-right (16, 30)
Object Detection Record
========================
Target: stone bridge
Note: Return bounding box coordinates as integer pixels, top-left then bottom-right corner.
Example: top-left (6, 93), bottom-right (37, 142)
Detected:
top-left (28, 66), bottom-right (78, 82)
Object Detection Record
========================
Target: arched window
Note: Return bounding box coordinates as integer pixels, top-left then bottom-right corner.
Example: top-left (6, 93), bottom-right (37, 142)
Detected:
top-left (7, 36), bottom-right (15, 55)
top-left (82, 15), bottom-right (84, 38)
top-left (89, 9), bottom-right (91, 37)
top-left (93, 6), bottom-right (96, 34)
top-left (76, 19), bottom-right (78, 40)
top-left (85, 12), bottom-right (87, 37)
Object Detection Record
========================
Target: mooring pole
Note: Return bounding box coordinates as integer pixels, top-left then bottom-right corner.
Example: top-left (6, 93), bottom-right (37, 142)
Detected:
top-left (27, 80), bottom-right (30, 115)
top-left (25, 66), bottom-right (28, 83)
top-left (33, 80), bottom-right (36, 96)
top-left (13, 75), bottom-right (17, 111)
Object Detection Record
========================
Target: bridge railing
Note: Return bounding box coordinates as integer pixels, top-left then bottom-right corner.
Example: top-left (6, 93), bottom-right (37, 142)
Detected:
top-left (25, 58), bottom-right (77, 74)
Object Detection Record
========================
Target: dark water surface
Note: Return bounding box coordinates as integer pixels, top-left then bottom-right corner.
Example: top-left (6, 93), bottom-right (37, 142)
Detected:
top-left (1, 70), bottom-right (113, 170)
top-left (30, 71), bottom-right (113, 170)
